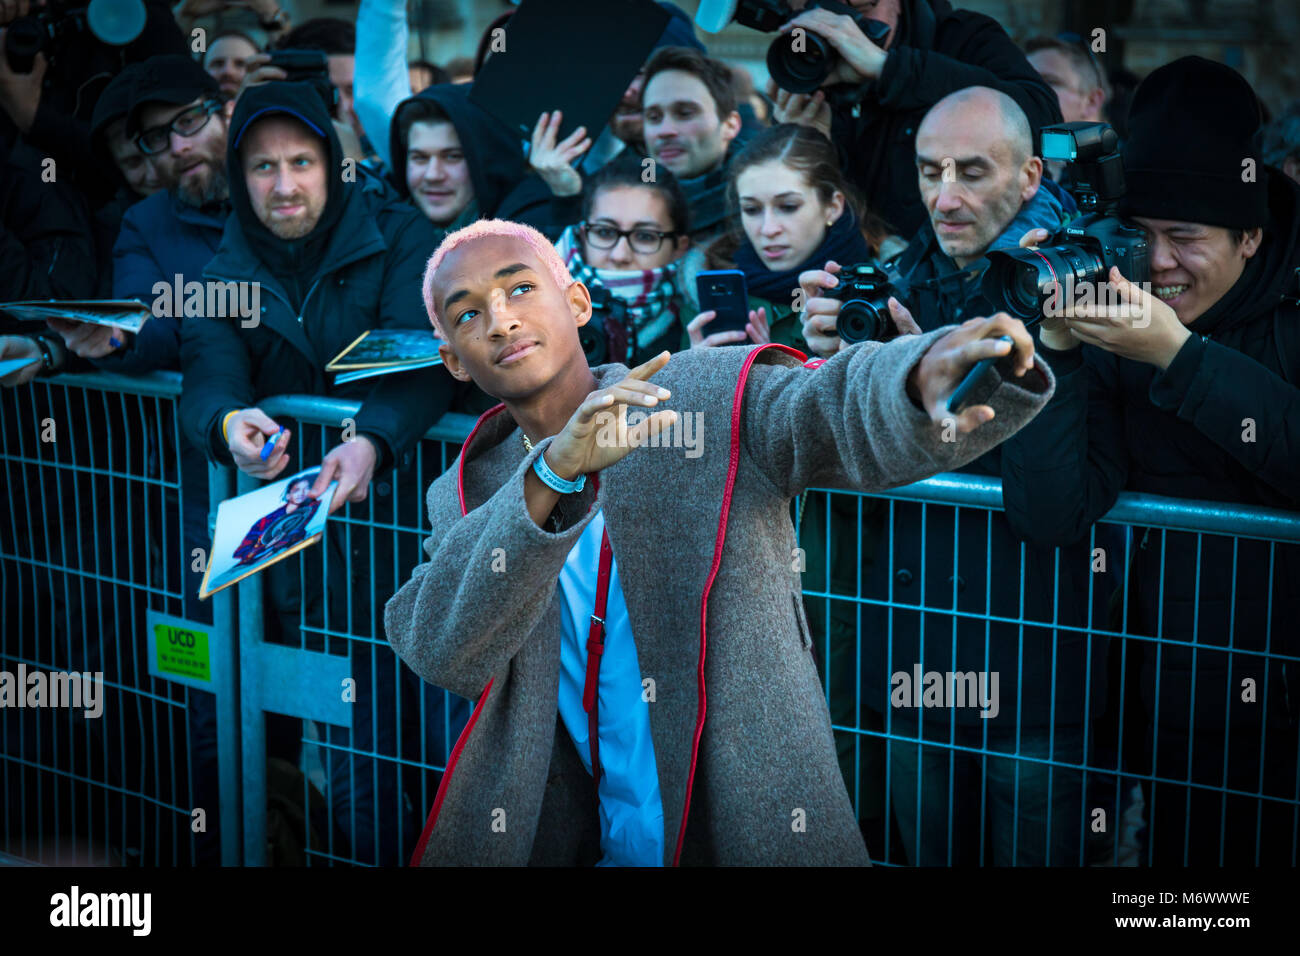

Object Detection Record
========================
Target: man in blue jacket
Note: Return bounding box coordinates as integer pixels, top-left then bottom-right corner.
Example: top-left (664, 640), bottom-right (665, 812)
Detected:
top-left (49, 55), bottom-right (234, 370)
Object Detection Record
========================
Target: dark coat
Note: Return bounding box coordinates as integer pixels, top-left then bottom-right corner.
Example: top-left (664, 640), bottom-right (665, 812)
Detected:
top-left (0, 142), bottom-right (98, 302)
top-left (1003, 170), bottom-right (1300, 735)
top-left (180, 85), bottom-right (455, 474)
top-left (98, 190), bottom-right (228, 375)
top-left (828, 0), bottom-right (1061, 237)
top-left (850, 186), bottom-right (1102, 733)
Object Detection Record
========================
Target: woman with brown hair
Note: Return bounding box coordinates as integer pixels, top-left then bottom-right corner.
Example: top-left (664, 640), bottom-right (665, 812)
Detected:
top-left (682, 123), bottom-right (905, 350)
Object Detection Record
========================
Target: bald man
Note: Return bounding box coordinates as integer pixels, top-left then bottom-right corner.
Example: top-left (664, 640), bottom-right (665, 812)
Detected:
top-left (794, 85), bottom-right (1099, 867)
top-left (803, 86), bottom-right (1070, 348)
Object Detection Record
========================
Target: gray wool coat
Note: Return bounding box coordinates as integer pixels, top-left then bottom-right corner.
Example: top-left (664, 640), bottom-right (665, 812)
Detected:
top-left (384, 330), bottom-right (1056, 866)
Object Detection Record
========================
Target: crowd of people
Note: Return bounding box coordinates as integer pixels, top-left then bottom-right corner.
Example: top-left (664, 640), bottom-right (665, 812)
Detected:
top-left (0, 0), bottom-right (1297, 867)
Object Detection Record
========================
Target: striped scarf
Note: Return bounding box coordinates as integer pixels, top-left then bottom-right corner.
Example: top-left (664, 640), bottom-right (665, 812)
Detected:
top-left (557, 227), bottom-right (683, 364)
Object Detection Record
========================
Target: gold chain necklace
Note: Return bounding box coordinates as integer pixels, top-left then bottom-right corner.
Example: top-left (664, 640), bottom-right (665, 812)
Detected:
top-left (522, 433), bottom-right (533, 453)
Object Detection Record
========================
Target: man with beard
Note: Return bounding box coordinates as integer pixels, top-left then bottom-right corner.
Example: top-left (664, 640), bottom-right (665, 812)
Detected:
top-left (180, 81), bottom-right (461, 866)
top-left (48, 55), bottom-right (234, 370)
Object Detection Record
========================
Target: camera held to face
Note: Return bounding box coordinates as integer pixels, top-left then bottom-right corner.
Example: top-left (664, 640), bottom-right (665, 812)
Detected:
top-left (830, 263), bottom-right (898, 345)
top-left (3, 0), bottom-right (145, 73)
top-left (981, 122), bottom-right (1150, 320)
top-left (696, 0), bottom-right (890, 94)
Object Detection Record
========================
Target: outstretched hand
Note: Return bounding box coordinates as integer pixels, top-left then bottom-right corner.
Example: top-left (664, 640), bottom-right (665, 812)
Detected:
top-left (529, 109), bottom-right (591, 198)
top-left (543, 351), bottom-right (677, 479)
top-left (908, 314), bottom-right (1035, 433)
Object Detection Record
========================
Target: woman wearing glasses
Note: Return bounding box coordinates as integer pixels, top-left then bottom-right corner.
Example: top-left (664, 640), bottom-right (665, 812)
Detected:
top-left (681, 123), bottom-right (902, 351)
top-left (552, 154), bottom-right (693, 366)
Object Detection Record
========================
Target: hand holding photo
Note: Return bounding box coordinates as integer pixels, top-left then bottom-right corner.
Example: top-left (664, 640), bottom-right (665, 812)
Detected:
top-left (0, 299), bottom-right (151, 334)
top-left (198, 468), bottom-right (338, 600)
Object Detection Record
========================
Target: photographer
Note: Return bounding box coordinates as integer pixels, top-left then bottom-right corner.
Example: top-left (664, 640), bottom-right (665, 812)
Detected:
top-left (768, 0), bottom-right (1060, 237)
top-left (1001, 57), bottom-right (1300, 865)
top-left (792, 86), bottom-right (1100, 866)
top-left (0, 0), bottom-right (186, 200)
top-left (800, 86), bottom-right (1069, 356)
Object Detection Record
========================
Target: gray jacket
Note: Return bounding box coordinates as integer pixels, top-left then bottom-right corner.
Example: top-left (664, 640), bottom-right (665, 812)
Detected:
top-left (384, 331), bottom-right (1055, 865)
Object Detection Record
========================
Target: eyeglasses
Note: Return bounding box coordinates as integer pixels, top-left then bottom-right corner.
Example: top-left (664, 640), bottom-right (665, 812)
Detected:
top-left (136, 100), bottom-right (224, 156)
top-left (581, 221), bottom-right (679, 254)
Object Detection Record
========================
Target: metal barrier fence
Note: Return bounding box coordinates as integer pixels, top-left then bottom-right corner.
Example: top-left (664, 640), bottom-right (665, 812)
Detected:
top-left (2, 372), bottom-right (1297, 866)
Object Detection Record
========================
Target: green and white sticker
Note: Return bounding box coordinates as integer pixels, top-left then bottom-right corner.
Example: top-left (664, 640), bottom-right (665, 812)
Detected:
top-left (154, 623), bottom-right (211, 683)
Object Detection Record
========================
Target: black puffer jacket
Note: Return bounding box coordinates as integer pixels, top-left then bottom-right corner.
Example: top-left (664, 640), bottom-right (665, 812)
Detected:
top-left (1003, 170), bottom-right (1300, 734)
top-left (828, 0), bottom-right (1061, 236)
top-left (180, 82), bottom-right (454, 473)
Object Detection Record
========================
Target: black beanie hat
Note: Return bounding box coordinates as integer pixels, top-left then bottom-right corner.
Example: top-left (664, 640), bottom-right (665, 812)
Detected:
top-left (1121, 56), bottom-right (1269, 229)
top-left (125, 54), bottom-right (221, 135)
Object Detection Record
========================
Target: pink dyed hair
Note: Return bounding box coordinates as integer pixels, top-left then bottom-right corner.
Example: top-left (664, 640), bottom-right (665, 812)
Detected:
top-left (422, 218), bottom-right (575, 338)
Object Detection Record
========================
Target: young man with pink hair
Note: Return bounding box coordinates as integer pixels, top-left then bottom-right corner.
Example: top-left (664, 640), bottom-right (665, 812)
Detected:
top-left (385, 218), bottom-right (1055, 866)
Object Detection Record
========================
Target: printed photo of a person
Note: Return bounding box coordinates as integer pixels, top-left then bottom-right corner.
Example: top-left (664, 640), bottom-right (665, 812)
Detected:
top-left (232, 469), bottom-right (322, 566)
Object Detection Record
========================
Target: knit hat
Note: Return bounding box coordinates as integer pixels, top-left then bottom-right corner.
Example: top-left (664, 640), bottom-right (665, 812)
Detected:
top-left (1121, 56), bottom-right (1269, 229)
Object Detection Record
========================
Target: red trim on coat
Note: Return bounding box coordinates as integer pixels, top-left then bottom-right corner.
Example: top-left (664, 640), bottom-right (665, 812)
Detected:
top-left (457, 403), bottom-right (508, 516)
top-left (410, 402), bottom-right (507, 865)
top-left (672, 342), bottom-right (805, 866)
top-left (418, 345), bottom-right (811, 866)
top-left (409, 677), bottom-right (495, 865)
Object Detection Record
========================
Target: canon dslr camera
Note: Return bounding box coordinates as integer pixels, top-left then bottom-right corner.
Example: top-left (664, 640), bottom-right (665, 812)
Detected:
top-left (981, 122), bottom-right (1149, 320)
top-left (695, 0), bottom-right (889, 94)
top-left (829, 263), bottom-right (899, 345)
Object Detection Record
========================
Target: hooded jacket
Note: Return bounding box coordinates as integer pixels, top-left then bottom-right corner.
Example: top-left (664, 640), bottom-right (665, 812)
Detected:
top-left (1002, 169), bottom-right (1300, 735)
top-left (384, 332), bottom-right (1056, 865)
top-left (180, 82), bottom-right (453, 473)
top-left (388, 83), bottom-right (558, 234)
top-left (828, 0), bottom-right (1061, 237)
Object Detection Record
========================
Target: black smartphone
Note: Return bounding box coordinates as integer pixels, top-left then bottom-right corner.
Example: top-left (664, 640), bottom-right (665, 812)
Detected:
top-left (945, 335), bottom-right (1012, 416)
top-left (696, 270), bottom-right (750, 337)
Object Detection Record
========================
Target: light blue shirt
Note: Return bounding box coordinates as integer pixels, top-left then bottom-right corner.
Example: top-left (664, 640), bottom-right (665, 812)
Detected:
top-left (556, 510), bottom-right (665, 867)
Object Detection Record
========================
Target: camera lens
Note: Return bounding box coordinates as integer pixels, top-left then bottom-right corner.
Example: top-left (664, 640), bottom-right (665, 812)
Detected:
top-left (766, 32), bottom-right (835, 94)
top-left (836, 298), bottom-right (890, 345)
top-left (579, 309), bottom-right (607, 365)
top-left (982, 245), bottom-right (1107, 319)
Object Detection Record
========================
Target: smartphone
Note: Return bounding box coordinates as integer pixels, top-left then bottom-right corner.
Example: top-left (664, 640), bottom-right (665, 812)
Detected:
top-left (945, 335), bottom-right (1012, 416)
top-left (696, 270), bottom-right (750, 337)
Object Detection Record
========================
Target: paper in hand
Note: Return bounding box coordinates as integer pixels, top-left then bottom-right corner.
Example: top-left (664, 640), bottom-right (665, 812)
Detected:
top-left (0, 299), bottom-right (150, 334)
top-left (198, 468), bottom-right (338, 600)
top-left (0, 355), bottom-right (41, 378)
top-left (327, 329), bottom-right (444, 383)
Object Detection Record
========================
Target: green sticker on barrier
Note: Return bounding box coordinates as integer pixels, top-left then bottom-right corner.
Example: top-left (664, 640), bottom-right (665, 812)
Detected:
top-left (154, 624), bottom-right (211, 682)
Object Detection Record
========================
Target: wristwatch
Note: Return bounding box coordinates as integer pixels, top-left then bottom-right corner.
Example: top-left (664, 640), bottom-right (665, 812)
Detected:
top-left (31, 334), bottom-right (61, 373)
